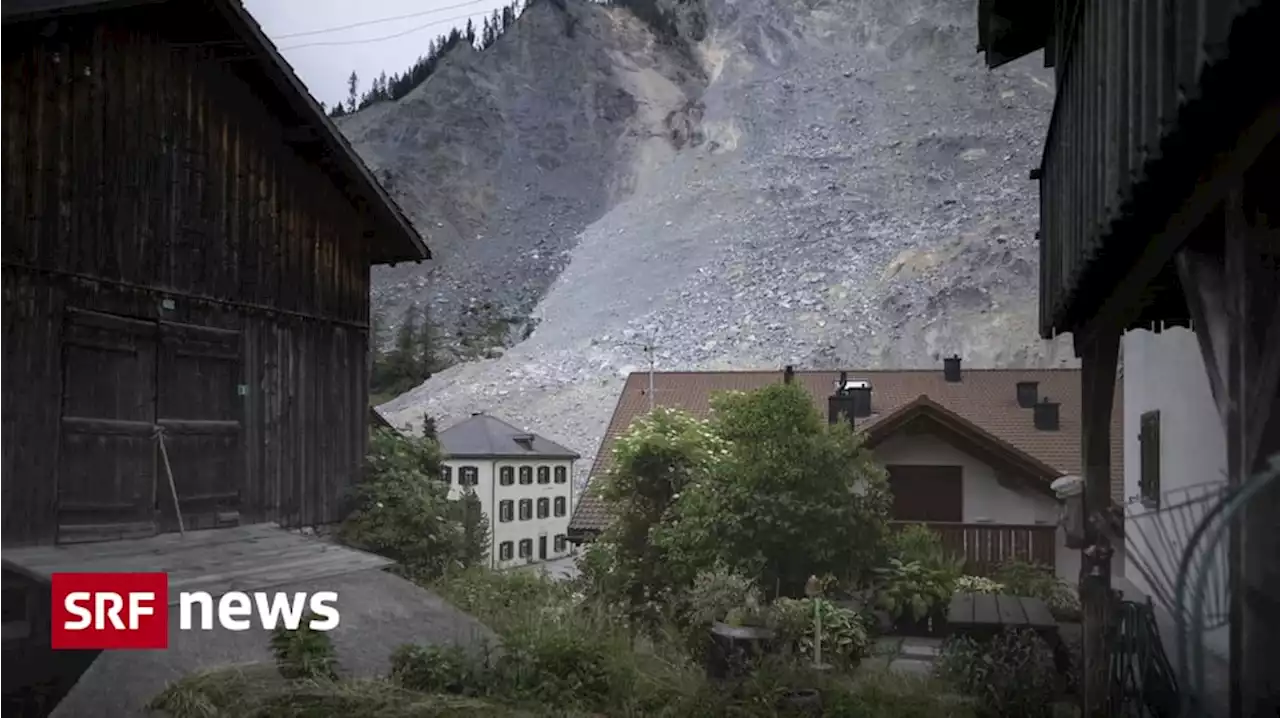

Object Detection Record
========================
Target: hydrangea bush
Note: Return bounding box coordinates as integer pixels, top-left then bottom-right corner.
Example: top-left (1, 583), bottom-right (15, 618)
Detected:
top-left (953, 575), bottom-right (1005, 594)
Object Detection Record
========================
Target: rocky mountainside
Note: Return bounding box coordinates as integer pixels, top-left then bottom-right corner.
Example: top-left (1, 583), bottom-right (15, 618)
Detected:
top-left (342, 0), bottom-right (1075, 486)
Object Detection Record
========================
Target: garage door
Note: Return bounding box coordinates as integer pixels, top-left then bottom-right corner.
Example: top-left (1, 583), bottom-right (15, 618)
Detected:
top-left (885, 464), bottom-right (963, 522)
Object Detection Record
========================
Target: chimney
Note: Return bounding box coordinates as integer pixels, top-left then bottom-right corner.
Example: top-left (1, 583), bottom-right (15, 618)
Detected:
top-left (1016, 381), bottom-right (1039, 408)
top-left (784, 365), bottom-right (795, 384)
top-left (850, 384), bottom-right (872, 417)
top-left (1034, 399), bottom-right (1060, 431)
top-left (943, 355), bottom-right (962, 382)
top-left (828, 373), bottom-right (872, 424)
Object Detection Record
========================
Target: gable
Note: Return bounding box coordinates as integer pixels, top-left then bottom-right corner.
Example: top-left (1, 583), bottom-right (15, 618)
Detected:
top-left (864, 397), bottom-right (1061, 496)
top-left (2, 0), bottom-right (428, 265)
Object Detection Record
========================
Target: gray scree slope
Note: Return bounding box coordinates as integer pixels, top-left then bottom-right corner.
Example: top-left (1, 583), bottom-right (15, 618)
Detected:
top-left (342, 0), bottom-right (1076, 488)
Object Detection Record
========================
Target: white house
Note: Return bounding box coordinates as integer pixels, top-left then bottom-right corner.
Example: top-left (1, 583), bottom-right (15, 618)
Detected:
top-left (570, 360), bottom-right (1126, 583)
top-left (1119, 326), bottom-right (1232, 712)
top-left (437, 413), bottom-right (579, 569)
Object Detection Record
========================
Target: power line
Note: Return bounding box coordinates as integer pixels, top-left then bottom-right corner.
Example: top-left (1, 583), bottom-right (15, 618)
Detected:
top-left (280, 9), bottom-right (495, 50)
top-left (274, 0), bottom-right (499, 40)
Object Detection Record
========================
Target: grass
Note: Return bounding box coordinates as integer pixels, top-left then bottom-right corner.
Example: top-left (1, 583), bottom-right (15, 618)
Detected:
top-left (149, 569), bottom-right (983, 718)
top-left (369, 391), bottom-right (397, 408)
top-left (149, 665), bottom-right (523, 718)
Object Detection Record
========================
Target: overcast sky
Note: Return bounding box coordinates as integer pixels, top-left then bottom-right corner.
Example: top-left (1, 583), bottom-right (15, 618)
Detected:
top-left (243, 0), bottom-right (513, 108)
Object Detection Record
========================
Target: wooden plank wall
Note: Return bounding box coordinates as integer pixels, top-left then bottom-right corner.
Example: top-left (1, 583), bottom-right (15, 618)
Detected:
top-left (1, 13), bottom-right (375, 545)
top-left (1038, 0), bottom-right (1245, 333)
top-left (1, 272), bottom-right (64, 547)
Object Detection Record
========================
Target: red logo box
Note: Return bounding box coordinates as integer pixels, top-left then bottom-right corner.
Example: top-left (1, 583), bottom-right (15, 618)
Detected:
top-left (51, 572), bottom-right (170, 650)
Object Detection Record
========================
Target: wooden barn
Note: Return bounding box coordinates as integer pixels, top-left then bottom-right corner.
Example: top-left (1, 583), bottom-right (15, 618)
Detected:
top-left (1, 0), bottom-right (429, 549)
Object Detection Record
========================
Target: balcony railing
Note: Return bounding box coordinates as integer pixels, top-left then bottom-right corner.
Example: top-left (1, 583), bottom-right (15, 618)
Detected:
top-left (891, 521), bottom-right (1057, 576)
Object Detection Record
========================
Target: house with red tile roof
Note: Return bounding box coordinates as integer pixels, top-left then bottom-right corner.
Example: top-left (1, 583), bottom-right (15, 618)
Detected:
top-left (569, 358), bottom-right (1125, 581)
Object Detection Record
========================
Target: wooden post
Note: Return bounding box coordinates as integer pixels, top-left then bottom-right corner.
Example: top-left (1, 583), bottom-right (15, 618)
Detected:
top-left (1075, 329), bottom-right (1120, 717)
top-left (1227, 182), bottom-right (1280, 718)
top-left (1177, 182), bottom-right (1280, 716)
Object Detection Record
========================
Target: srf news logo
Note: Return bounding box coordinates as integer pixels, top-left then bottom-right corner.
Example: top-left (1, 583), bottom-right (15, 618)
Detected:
top-left (51, 573), bottom-right (340, 650)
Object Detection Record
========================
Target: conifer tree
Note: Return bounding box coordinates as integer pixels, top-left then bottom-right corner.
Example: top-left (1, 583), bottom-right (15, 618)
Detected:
top-left (482, 14), bottom-right (498, 48)
top-left (416, 305), bottom-right (438, 381)
top-left (393, 304), bottom-right (420, 380)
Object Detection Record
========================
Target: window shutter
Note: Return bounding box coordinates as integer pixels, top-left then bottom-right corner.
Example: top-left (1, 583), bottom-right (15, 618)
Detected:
top-left (1140, 410), bottom-right (1161, 505)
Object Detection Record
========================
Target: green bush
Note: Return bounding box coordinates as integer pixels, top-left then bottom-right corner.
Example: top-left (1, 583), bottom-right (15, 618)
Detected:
top-left (771, 597), bottom-right (870, 668)
top-left (580, 408), bottom-right (728, 628)
top-left (339, 429), bottom-right (488, 582)
top-left (873, 559), bottom-right (954, 624)
top-left (680, 567), bottom-right (760, 627)
top-left (268, 613), bottom-right (340, 681)
top-left (149, 666), bottom-right (507, 718)
top-left (434, 567), bottom-right (578, 634)
top-left (403, 579), bottom-right (651, 710)
top-left (491, 615), bottom-right (625, 707)
top-left (890, 523), bottom-right (964, 582)
top-left (936, 629), bottom-right (1058, 718)
top-left (388, 644), bottom-right (488, 697)
top-left (992, 560), bottom-right (1081, 621)
top-left (655, 384), bottom-right (893, 598)
top-left (953, 576), bottom-right (1005, 595)
top-left (822, 667), bottom-right (980, 718)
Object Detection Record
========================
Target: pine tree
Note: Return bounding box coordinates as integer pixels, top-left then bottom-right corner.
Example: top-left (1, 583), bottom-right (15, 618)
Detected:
top-left (369, 309), bottom-right (384, 357)
top-left (415, 305), bottom-right (437, 381)
top-left (455, 491), bottom-right (490, 568)
top-left (339, 2), bottom-right (525, 113)
top-left (393, 304), bottom-right (420, 381)
top-left (482, 16), bottom-right (496, 49)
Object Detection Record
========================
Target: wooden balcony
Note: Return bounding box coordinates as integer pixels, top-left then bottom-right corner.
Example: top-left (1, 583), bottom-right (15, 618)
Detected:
top-left (892, 521), bottom-right (1057, 576)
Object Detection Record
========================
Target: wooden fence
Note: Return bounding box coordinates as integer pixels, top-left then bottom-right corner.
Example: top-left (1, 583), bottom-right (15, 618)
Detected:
top-left (892, 521), bottom-right (1057, 576)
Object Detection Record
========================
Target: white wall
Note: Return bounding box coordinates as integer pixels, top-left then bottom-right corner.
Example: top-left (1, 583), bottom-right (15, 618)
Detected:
top-left (875, 432), bottom-right (1061, 524)
top-left (443, 457), bottom-right (575, 569)
top-left (1121, 328), bottom-right (1229, 666)
top-left (873, 432), bottom-right (1074, 580)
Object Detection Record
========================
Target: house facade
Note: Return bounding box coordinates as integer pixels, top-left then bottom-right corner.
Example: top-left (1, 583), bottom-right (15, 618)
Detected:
top-left (569, 361), bottom-right (1125, 582)
top-left (1120, 327), bottom-right (1232, 705)
top-left (438, 414), bottom-right (578, 569)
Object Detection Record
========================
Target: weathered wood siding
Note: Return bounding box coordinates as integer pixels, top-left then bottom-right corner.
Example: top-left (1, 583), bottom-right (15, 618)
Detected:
top-left (1, 12), bottom-right (374, 546)
top-left (1037, 0), bottom-right (1270, 335)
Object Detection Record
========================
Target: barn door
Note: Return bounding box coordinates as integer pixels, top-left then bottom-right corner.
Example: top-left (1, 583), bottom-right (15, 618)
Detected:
top-left (886, 464), bottom-right (964, 522)
top-left (56, 309), bottom-right (159, 543)
top-left (156, 320), bottom-right (243, 531)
